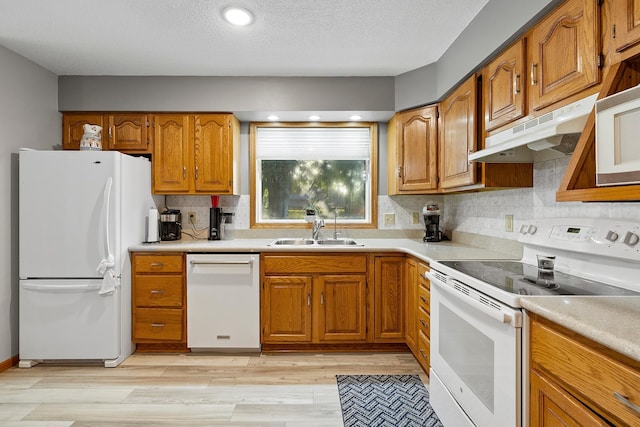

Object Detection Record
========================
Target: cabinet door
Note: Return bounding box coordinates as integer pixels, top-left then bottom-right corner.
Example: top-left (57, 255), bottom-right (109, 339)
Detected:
top-left (152, 114), bottom-right (192, 193)
top-left (405, 258), bottom-right (418, 352)
top-left (315, 275), bottom-right (367, 342)
top-left (107, 114), bottom-right (151, 152)
top-left (528, 0), bottom-right (599, 112)
top-left (530, 369), bottom-right (609, 427)
top-left (484, 39), bottom-right (526, 132)
top-left (439, 75), bottom-right (477, 189)
top-left (194, 114), bottom-right (233, 194)
top-left (373, 256), bottom-right (404, 342)
top-left (395, 106), bottom-right (439, 192)
top-left (262, 276), bottom-right (312, 343)
top-left (611, 0), bottom-right (640, 53)
top-left (62, 113), bottom-right (106, 150)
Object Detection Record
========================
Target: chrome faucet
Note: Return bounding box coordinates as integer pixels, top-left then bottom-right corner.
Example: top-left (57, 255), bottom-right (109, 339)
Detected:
top-left (333, 208), bottom-right (340, 239)
top-left (312, 219), bottom-right (325, 240)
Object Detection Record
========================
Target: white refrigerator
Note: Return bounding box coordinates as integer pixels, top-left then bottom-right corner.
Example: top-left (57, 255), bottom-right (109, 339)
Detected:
top-left (19, 150), bottom-right (155, 367)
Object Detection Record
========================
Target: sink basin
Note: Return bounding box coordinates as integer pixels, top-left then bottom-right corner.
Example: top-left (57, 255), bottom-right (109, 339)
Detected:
top-left (315, 238), bottom-right (363, 246)
top-left (269, 238), bottom-right (315, 246)
top-left (268, 238), bottom-right (363, 246)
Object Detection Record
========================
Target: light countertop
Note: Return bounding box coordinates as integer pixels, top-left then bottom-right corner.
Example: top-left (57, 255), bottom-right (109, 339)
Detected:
top-left (129, 238), bottom-right (515, 264)
top-left (521, 296), bottom-right (640, 362)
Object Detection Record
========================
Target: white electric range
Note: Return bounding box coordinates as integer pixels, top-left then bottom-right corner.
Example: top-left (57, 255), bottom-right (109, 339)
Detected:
top-left (425, 217), bottom-right (640, 427)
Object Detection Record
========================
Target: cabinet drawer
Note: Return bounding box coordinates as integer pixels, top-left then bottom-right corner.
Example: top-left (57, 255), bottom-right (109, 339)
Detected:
top-left (134, 275), bottom-right (183, 307)
top-left (134, 308), bottom-right (183, 341)
top-left (134, 254), bottom-right (183, 273)
top-left (531, 320), bottom-right (640, 426)
top-left (417, 329), bottom-right (430, 369)
top-left (417, 306), bottom-right (430, 335)
top-left (262, 254), bottom-right (367, 274)
top-left (418, 284), bottom-right (430, 313)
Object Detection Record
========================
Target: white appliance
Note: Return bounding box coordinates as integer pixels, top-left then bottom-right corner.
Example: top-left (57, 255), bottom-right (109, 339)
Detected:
top-left (19, 150), bottom-right (155, 367)
top-left (186, 254), bottom-right (260, 350)
top-left (426, 218), bottom-right (640, 427)
top-left (596, 83), bottom-right (640, 186)
top-left (469, 93), bottom-right (597, 163)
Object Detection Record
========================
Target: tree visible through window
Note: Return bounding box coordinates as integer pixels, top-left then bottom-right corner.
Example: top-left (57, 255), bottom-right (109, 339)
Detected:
top-left (251, 124), bottom-right (377, 227)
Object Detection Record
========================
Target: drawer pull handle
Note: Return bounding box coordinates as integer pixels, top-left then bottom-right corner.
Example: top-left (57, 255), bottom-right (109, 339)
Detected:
top-left (150, 323), bottom-right (165, 328)
top-left (307, 293), bottom-right (311, 306)
top-left (150, 262), bottom-right (164, 267)
top-left (419, 349), bottom-right (427, 359)
top-left (217, 335), bottom-right (231, 340)
top-left (613, 392), bottom-right (640, 415)
top-left (420, 296), bottom-right (428, 303)
top-left (150, 290), bottom-right (165, 294)
top-left (419, 319), bottom-right (428, 328)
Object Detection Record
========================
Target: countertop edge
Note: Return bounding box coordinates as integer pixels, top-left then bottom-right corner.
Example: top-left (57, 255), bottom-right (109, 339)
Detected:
top-left (521, 296), bottom-right (640, 362)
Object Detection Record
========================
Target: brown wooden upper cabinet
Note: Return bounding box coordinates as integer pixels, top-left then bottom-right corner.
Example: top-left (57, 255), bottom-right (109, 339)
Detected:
top-left (483, 39), bottom-right (527, 132)
top-left (387, 105), bottom-right (439, 195)
top-left (152, 113), bottom-right (240, 195)
top-left (62, 113), bottom-right (107, 150)
top-left (605, 0), bottom-right (640, 63)
top-left (528, 0), bottom-right (600, 112)
top-left (106, 114), bottom-right (152, 153)
top-left (439, 75), bottom-right (477, 190)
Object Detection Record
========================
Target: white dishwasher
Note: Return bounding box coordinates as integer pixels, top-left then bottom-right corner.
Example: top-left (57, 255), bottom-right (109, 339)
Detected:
top-left (186, 254), bottom-right (260, 350)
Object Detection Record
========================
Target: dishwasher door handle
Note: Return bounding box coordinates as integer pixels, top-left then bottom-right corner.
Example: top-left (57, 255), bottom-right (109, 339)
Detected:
top-left (190, 259), bottom-right (254, 266)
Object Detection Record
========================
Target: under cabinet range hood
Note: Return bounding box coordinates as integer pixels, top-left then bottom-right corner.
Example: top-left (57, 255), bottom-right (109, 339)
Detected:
top-left (470, 93), bottom-right (598, 163)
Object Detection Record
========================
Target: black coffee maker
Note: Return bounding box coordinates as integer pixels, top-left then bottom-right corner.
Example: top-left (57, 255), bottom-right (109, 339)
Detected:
top-left (209, 207), bottom-right (223, 240)
top-left (423, 204), bottom-right (446, 242)
top-left (160, 209), bottom-right (182, 241)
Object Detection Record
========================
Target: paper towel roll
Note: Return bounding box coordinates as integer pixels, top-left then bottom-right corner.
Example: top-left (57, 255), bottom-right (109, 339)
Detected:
top-left (147, 207), bottom-right (159, 242)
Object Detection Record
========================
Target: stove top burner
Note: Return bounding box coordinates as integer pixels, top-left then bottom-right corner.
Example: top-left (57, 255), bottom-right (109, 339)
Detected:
top-left (438, 260), bottom-right (639, 297)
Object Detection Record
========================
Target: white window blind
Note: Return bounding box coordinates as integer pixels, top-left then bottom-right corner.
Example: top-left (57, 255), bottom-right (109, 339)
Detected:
top-left (256, 127), bottom-right (371, 160)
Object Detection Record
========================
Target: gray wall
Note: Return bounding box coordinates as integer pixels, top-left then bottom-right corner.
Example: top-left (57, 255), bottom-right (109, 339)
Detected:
top-left (0, 46), bottom-right (60, 363)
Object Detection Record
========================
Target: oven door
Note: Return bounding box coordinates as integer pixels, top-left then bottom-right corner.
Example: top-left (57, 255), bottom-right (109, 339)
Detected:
top-left (429, 274), bottom-right (522, 427)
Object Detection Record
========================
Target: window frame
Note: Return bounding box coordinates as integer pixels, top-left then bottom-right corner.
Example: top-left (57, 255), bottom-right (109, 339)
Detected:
top-left (250, 121), bottom-right (378, 229)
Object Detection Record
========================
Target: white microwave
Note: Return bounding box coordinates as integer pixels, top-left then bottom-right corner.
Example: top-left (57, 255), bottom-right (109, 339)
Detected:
top-left (596, 84), bottom-right (640, 186)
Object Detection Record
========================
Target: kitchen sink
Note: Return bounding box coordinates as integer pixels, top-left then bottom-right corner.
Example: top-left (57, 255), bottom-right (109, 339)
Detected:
top-left (315, 238), bottom-right (363, 246)
top-left (269, 238), bottom-right (315, 246)
top-left (268, 238), bottom-right (363, 246)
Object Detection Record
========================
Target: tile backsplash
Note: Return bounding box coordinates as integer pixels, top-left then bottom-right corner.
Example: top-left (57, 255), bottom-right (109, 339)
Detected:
top-left (166, 157), bottom-right (640, 242)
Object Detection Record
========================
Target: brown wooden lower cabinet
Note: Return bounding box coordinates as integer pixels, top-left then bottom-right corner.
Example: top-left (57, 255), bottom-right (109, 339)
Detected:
top-left (131, 252), bottom-right (188, 352)
top-left (529, 315), bottom-right (640, 426)
top-left (372, 255), bottom-right (405, 342)
top-left (261, 253), bottom-right (368, 345)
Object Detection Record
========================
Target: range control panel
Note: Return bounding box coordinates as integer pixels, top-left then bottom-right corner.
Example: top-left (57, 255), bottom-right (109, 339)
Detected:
top-left (518, 218), bottom-right (640, 261)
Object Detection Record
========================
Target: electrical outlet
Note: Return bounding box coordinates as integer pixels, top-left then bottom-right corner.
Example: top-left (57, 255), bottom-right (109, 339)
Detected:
top-left (505, 214), bottom-right (513, 232)
top-left (188, 211), bottom-right (197, 225)
top-left (383, 213), bottom-right (395, 225)
top-left (411, 212), bottom-right (420, 224)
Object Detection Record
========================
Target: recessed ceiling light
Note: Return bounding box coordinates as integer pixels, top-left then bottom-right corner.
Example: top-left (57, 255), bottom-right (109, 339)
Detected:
top-left (267, 115), bottom-right (279, 121)
top-left (350, 114), bottom-right (362, 121)
top-left (222, 7), bottom-right (254, 26)
top-left (308, 115), bottom-right (321, 121)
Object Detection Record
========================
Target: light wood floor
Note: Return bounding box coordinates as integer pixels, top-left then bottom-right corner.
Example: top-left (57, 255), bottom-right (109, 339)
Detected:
top-left (0, 352), bottom-right (427, 426)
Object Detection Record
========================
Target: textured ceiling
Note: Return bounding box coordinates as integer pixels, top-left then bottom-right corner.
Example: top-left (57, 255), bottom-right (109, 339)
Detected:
top-left (0, 0), bottom-right (490, 76)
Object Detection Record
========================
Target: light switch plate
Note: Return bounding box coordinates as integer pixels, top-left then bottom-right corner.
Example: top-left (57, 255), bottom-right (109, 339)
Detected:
top-left (384, 213), bottom-right (395, 225)
top-left (411, 212), bottom-right (420, 224)
top-left (505, 214), bottom-right (513, 232)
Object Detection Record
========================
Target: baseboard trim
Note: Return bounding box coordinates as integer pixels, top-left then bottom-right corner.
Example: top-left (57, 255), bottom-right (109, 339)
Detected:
top-left (0, 354), bottom-right (19, 373)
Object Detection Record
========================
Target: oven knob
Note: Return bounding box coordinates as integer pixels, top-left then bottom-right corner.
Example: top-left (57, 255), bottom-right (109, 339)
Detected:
top-left (623, 232), bottom-right (640, 247)
top-left (605, 231), bottom-right (619, 242)
top-left (527, 224), bottom-right (538, 235)
top-left (519, 224), bottom-right (529, 234)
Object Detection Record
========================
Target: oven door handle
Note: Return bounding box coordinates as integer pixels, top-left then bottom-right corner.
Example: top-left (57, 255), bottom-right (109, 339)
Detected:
top-left (427, 272), bottom-right (518, 326)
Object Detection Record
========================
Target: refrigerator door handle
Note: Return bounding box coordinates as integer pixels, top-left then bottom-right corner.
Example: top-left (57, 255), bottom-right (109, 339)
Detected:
top-left (21, 282), bottom-right (102, 291)
top-left (97, 177), bottom-right (115, 274)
